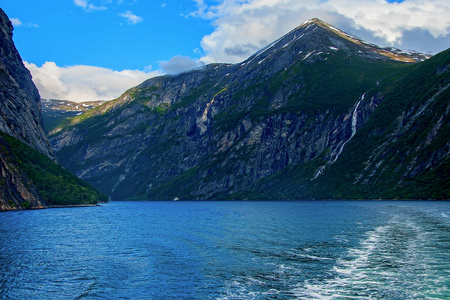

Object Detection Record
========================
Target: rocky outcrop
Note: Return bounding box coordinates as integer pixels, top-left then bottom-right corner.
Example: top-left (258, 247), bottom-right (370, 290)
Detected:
top-left (0, 8), bottom-right (52, 158)
top-left (50, 19), bottom-right (448, 200)
top-left (0, 8), bottom-right (53, 210)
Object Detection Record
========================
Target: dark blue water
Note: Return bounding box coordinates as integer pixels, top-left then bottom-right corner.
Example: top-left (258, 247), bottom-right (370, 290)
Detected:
top-left (0, 201), bottom-right (449, 299)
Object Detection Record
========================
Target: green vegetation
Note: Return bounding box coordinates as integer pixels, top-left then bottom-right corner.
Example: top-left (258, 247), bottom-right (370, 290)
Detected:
top-left (21, 200), bottom-right (31, 209)
top-left (48, 28), bottom-right (449, 201)
top-left (42, 111), bottom-right (80, 133)
top-left (213, 51), bottom-right (409, 133)
top-left (147, 165), bottom-right (201, 200)
top-left (275, 52), bottom-right (409, 114)
top-left (147, 50), bottom-right (450, 200)
top-left (240, 49), bottom-right (450, 200)
top-left (153, 104), bottom-right (168, 114)
top-left (130, 85), bottom-right (160, 101)
top-left (171, 81), bottom-right (216, 110)
top-left (1, 132), bottom-right (108, 205)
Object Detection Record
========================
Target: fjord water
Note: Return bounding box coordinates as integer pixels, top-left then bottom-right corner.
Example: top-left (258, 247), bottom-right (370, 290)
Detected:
top-left (0, 201), bottom-right (448, 299)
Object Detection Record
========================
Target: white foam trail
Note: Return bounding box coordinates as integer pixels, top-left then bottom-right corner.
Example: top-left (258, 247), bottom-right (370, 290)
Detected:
top-left (292, 211), bottom-right (450, 299)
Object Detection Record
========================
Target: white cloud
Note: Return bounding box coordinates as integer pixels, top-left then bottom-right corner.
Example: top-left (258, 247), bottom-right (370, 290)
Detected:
top-left (9, 17), bottom-right (39, 28)
top-left (10, 18), bottom-right (22, 26)
top-left (24, 61), bottom-right (162, 102)
top-left (192, 0), bottom-right (450, 64)
top-left (119, 10), bottom-right (143, 24)
top-left (326, 0), bottom-right (450, 44)
top-left (74, 0), bottom-right (88, 8)
top-left (74, 0), bottom-right (107, 12)
top-left (159, 55), bottom-right (205, 75)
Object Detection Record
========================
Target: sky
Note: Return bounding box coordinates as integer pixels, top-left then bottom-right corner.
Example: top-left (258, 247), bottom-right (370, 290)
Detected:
top-left (0, 0), bottom-right (449, 102)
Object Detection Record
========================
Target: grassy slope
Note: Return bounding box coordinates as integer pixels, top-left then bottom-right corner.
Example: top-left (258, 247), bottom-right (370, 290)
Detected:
top-left (42, 111), bottom-right (80, 133)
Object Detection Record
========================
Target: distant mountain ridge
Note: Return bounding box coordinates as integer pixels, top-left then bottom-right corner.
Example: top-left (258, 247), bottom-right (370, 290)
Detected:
top-left (42, 99), bottom-right (106, 112)
top-left (41, 98), bottom-right (106, 133)
top-left (49, 18), bottom-right (449, 200)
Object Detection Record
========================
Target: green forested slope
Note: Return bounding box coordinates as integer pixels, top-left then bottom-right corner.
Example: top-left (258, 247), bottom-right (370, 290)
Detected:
top-left (1, 132), bottom-right (107, 206)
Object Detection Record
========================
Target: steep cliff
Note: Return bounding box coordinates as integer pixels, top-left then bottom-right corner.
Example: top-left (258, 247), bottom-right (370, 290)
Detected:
top-left (0, 8), bottom-right (106, 209)
top-left (0, 9), bottom-right (52, 158)
top-left (50, 19), bottom-right (448, 200)
top-left (0, 134), bottom-right (46, 210)
top-left (241, 49), bottom-right (450, 200)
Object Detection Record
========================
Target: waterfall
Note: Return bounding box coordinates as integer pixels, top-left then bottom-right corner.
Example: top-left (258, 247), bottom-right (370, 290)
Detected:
top-left (314, 93), bottom-right (366, 179)
top-left (351, 93), bottom-right (365, 137)
top-left (331, 93), bottom-right (365, 163)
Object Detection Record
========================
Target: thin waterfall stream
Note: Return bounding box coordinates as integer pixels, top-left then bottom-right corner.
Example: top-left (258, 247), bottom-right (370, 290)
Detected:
top-left (314, 93), bottom-right (366, 179)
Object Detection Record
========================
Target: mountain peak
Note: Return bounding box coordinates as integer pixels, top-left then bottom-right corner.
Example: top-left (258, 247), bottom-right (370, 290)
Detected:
top-left (300, 18), bottom-right (327, 26)
top-left (309, 18), bottom-right (429, 62)
top-left (298, 18), bottom-right (344, 32)
top-left (246, 17), bottom-right (429, 65)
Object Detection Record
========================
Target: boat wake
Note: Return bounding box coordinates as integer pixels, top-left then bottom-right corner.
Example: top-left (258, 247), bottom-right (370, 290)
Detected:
top-left (293, 209), bottom-right (450, 299)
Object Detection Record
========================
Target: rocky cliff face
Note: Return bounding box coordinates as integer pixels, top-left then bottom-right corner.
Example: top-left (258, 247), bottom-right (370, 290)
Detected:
top-left (50, 19), bottom-right (449, 200)
top-left (0, 8), bottom-right (54, 209)
top-left (0, 9), bottom-right (52, 158)
top-left (0, 8), bottom-right (107, 210)
top-left (254, 49), bottom-right (449, 200)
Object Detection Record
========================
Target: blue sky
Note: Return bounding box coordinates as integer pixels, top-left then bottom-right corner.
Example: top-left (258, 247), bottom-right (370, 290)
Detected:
top-left (1, 0), bottom-right (212, 70)
top-left (1, 0), bottom-right (449, 101)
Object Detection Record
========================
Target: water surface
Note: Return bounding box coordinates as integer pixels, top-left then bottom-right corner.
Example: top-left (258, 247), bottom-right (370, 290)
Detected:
top-left (0, 201), bottom-right (449, 299)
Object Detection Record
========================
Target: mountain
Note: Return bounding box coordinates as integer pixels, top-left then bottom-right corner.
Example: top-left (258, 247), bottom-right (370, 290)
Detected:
top-left (42, 99), bottom-right (106, 113)
top-left (0, 10), bottom-right (52, 158)
top-left (41, 98), bottom-right (106, 133)
top-left (49, 18), bottom-right (449, 200)
top-left (0, 8), bottom-right (106, 210)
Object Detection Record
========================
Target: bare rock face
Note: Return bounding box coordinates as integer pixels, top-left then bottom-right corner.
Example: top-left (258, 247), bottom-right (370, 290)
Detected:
top-left (0, 8), bottom-right (52, 158)
top-left (0, 8), bottom-right (52, 209)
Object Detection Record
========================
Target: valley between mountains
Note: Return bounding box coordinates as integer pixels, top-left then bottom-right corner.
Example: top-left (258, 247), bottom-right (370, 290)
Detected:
top-left (47, 19), bottom-right (449, 201)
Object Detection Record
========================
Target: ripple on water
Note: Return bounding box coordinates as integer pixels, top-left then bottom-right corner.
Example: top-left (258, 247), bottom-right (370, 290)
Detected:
top-left (0, 201), bottom-right (448, 299)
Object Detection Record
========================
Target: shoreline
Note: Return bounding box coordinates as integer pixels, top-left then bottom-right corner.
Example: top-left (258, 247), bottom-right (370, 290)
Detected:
top-left (1, 203), bottom-right (103, 212)
top-left (49, 204), bottom-right (102, 209)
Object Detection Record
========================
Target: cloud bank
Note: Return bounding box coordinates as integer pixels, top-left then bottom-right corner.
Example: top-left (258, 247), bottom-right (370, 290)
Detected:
top-left (25, 62), bottom-right (162, 102)
top-left (31, 0), bottom-right (448, 101)
top-left (193, 0), bottom-right (450, 64)
top-left (159, 56), bottom-right (205, 75)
